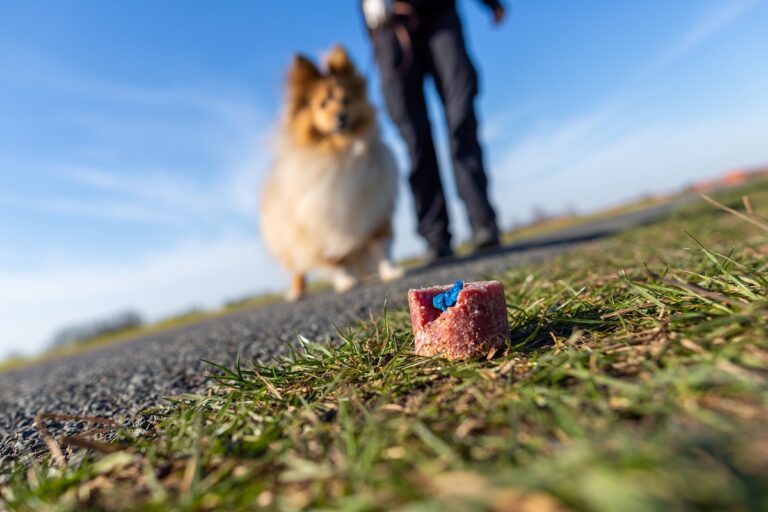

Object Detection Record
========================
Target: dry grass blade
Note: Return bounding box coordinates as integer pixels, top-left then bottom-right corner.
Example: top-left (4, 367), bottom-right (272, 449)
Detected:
top-left (33, 413), bottom-right (122, 464)
top-left (59, 434), bottom-right (123, 454)
top-left (600, 302), bottom-right (656, 319)
top-left (702, 194), bottom-right (768, 231)
top-left (34, 413), bottom-right (66, 468)
top-left (256, 371), bottom-right (283, 400)
top-left (180, 452), bottom-right (199, 495)
top-left (645, 268), bottom-right (746, 309)
top-left (743, 195), bottom-right (754, 215)
top-left (33, 413), bottom-right (119, 427)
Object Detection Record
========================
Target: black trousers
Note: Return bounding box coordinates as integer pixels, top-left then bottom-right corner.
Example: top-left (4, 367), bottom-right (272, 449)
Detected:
top-left (373, 7), bottom-right (498, 247)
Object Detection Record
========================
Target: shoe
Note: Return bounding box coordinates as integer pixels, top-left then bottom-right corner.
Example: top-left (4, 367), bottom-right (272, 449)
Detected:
top-left (424, 243), bottom-right (454, 265)
top-left (470, 227), bottom-right (501, 253)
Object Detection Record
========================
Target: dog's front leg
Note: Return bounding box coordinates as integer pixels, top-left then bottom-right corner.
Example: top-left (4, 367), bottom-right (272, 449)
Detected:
top-left (286, 273), bottom-right (307, 302)
top-left (370, 237), bottom-right (404, 283)
top-left (332, 266), bottom-right (360, 293)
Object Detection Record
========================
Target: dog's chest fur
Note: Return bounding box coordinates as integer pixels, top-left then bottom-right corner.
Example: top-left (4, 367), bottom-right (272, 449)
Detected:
top-left (262, 132), bottom-right (398, 267)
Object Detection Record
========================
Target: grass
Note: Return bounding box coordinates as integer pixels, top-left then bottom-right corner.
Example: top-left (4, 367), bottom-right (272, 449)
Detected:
top-left (1, 180), bottom-right (768, 511)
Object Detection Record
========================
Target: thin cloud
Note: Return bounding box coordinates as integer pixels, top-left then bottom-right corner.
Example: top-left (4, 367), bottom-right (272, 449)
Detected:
top-left (494, 103), bottom-right (625, 183)
top-left (59, 132), bottom-right (271, 222)
top-left (0, 191), bottom-right (178, 225)
top-left (481, 101), bottom-right (542, 144)
top-left (0, 45), bottom-right (264, 123)
top-left (648, 0), bottom-right (760, 72)
top-left (39, 197), bottom-right (183, 225)
top-left (1, 159), bottom-right (269, 230)
top-left (63, 166), bottom-right (224, 213)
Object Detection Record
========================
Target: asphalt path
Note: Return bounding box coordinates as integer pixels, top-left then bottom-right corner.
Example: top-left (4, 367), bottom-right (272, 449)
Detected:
top-left (0, 200), bottom-right (685, 463)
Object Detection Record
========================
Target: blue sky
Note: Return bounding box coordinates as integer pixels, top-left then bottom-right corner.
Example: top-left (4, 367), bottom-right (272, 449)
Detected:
top-left (1, 0), bottom-right (767, 358)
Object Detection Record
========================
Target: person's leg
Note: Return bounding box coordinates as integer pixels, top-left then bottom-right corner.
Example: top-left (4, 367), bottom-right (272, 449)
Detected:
top-left (426, 8), bottom-right (499, 244)
top-left (373, 28), bottom-right (451, 252)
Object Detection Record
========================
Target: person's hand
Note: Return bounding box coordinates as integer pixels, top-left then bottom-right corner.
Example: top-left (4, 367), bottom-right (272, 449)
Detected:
top-left (362, 0), bottom-right (393, 30)
top-left (492, 4), bottom-right (506, 26)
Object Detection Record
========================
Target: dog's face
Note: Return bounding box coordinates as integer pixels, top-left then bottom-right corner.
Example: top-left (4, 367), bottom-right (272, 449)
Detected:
top-left (307, 77), bottom-right (359, 136)
top-left (285, 46), bottom-right (374, 152)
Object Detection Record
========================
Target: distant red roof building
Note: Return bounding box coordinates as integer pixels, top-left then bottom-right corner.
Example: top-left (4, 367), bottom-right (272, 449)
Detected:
top-left (688, 165), bottom-right (767, 193)
top-left (722, 169), bottom-right (749, 185)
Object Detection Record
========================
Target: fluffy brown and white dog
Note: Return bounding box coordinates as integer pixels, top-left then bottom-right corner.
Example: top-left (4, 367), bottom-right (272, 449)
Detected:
top-left (260, 46), bottom-right (404, 301)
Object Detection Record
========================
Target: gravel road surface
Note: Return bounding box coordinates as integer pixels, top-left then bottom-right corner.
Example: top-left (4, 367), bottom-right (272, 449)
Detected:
top-left (0, 202), bottom-right (684, 463)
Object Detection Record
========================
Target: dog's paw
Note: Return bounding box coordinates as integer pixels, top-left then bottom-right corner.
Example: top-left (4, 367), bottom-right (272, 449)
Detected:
top-left (333, 272), bottom-right (359, 293)
top-left (285, 289), bottom-right (303, 302)
top-left (379, 261), bottom-right (405, 282)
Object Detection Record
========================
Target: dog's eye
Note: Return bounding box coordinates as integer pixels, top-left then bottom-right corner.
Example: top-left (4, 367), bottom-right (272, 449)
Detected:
top-left (341, 97), bottom-right (350, 107)
top-left (319, 98), bottom-right (328, 109)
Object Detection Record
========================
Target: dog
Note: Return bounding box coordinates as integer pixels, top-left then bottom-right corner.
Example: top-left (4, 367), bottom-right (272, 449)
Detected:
top-left (260, 46), bottom-right (404, 301)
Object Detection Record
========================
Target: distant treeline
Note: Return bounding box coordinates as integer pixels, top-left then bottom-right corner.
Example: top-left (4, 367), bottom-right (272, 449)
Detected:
top-left (49, 311), bottom-right (144, 349)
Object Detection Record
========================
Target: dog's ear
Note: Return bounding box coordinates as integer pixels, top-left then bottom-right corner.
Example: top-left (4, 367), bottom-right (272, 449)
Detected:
top-left (287, 54), bottom-right (321, 115)
top-left (288, 54), bottom-right (321, 92)
top-left (325, 45), bottom-right (356, 76)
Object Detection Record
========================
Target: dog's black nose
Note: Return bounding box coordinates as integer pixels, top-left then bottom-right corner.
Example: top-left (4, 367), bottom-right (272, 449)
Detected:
top-left (336, 112), bottom-right (349, 129)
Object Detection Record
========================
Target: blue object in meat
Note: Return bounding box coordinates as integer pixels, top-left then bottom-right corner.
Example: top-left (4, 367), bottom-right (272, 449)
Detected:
top-left (432, 280), bottom-right (464, 312)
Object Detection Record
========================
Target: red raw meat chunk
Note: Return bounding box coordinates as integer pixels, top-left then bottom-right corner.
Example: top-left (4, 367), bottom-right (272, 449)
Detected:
top-left (408, 280), bottom-right (509, 360)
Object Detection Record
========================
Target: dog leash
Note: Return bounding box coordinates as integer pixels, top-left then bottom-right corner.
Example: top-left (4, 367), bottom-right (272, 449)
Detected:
top-left (390, 2), bottom-right (419, 74)
top-left (367, 1), bottom-right (419, 76)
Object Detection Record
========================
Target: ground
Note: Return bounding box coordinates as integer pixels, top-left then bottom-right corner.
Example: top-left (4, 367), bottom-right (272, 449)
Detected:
top-left (1, 181), bottom-right (767, 511)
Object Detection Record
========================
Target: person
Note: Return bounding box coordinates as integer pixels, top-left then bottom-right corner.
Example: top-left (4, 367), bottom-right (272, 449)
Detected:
top-left (362, 0), bottom-right (505, 261)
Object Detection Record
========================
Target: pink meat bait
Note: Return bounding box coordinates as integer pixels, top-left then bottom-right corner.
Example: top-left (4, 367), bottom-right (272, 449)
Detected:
top-left (408, 280), bottom-right (509, 360)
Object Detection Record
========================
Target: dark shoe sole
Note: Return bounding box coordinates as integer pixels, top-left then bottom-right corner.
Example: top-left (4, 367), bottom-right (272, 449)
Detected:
top-left (472, 238), bottom-right (501, 253)
top-left (423, 246), bottom-right (454, 266)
